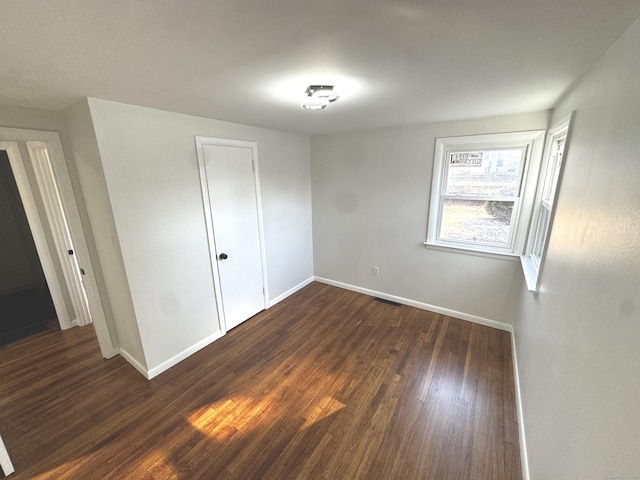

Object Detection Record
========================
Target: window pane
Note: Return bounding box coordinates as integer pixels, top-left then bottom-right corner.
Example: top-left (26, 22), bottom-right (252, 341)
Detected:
top-left (440, 199), bottom-right (514, 245)
top-left (532, 206), bottom-right (550, 261)
top-left (445, 149), bottom-right (524, 196)
top-left (543, 139), bottom-right (565, 203)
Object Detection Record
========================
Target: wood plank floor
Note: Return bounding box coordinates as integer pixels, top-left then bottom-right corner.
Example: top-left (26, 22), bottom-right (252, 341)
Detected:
top-left (0, 283), bottom-right (521, 479)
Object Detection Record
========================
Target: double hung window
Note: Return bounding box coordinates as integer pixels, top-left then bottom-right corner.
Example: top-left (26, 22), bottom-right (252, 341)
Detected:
top-left (426, 131), bottom-right (545, 256)
top-left (521, 113), bottom-right (573, 290)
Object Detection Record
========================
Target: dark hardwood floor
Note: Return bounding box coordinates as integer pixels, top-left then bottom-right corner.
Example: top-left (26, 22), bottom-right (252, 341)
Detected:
top-left (0, 282), bottom-right (521, 479)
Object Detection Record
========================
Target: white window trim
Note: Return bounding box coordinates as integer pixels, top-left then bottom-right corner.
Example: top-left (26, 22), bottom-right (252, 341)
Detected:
top-left (521, 112), bottom-right (574, 292)
top-left (426, 130), bottom-right (546, 256)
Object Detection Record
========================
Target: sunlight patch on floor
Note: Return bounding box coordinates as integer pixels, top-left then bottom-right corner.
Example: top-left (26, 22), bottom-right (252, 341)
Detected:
top-left (188, 392), bottom-right (346, 442)
top-left (301, 395), bottom-right (346, 429)
top-left (122, 448), bottom-right (180, 479)
top-left (31, 454), bottom-right (88, 479)
top-left (187, 396), bottom-right (266, 440)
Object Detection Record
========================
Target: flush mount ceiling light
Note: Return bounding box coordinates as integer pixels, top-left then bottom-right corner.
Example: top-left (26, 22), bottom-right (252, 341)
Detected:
top-left (301, 85), bottom-right (339, 110)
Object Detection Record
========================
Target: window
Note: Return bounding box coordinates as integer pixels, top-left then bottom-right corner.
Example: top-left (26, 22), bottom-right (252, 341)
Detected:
top-left (426, 131), bottom-right (546, 256)
top-left (521, 113), bottom-right (573, 291)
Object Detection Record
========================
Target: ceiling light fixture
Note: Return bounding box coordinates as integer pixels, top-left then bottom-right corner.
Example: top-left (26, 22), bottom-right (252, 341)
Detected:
top-left (301, 85), bottom-right (339, 110)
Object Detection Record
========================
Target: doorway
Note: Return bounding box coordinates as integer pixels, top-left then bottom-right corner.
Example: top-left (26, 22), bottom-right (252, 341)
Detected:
top-left (0, 141), bottom-right (89, 332)
top-left (195, 137), bottom-right (269, 332)
top-left (0, 150), bottom-right (55, 345)
top-left (0, 128), bottom-right (117, 358)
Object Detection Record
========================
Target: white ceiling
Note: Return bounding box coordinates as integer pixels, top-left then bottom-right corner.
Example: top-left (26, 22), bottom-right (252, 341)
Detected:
top-left (2, 0), bottom-right (640, 135)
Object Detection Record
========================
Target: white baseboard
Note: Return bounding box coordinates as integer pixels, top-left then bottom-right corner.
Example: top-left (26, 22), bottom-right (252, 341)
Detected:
top-left (145, 330), bottom-right (226, 380)
top-left (101, 347), bottom-right (120, 359)
top-left (119, 347), bottom-right (150, 379)
top-left (120, 330), bottom-right (225, 380)
top-left (267, 276), bottom-right (314, 308)
top-left (313, 276), bottom-right (512, 332)
top-left (510, 329), bottom-right (530, 480)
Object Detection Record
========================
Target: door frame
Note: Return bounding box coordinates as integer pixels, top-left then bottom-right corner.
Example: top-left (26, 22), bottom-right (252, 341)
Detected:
top-left (0, 128), bottom-right (118, 358)
top-left (194, 136), bottom-right (269, 333)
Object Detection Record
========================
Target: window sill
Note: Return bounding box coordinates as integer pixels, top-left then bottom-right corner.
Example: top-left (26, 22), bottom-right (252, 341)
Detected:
top-left (520, 255), bottom-right (539, 292)
top-left (423, 242), bottom-right (519, 262)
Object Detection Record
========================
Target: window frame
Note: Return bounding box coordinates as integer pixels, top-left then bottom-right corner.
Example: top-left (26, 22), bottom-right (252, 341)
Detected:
top-left (521, 113), bottom-right (574, 291)
top-left (426, 130), bottom-right (546, 257)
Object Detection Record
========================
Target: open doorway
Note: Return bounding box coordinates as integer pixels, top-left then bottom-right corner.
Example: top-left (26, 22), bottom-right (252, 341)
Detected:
top-left (0, 128), bottom-right (118, 358)
top-left (0, 149), bottom-right (56, 345)
top-left (0, 139), bottom-right (91, 333)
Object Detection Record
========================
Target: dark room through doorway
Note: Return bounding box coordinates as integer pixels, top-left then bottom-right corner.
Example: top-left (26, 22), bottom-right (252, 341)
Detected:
top-left (0, 149), bottom-right (55, 346)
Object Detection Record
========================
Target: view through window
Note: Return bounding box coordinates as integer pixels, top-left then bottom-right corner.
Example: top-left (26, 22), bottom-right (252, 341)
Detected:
top-left (440, 149), bottom-right (525, 246)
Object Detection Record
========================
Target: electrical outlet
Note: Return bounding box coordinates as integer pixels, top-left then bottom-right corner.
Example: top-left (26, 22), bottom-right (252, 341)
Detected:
top-left (372, 266), bottom-right (379, 276)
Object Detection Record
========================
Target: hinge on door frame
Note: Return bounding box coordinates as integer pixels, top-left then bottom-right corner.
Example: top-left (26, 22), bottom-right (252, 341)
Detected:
top-left (252, 160), bottom-right (255, 171)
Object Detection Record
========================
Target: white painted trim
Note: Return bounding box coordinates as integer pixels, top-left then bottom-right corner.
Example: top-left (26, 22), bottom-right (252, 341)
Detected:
top-left (118, 347), bottom-right (149, 379)
top-left (145, 330), bottom-right (225, 380)
top-left (249, 144), bottom-right (271, 307)
top-left (121, 330), bottom-right (226, 380)
top-left (510, 328), bottom-right (530, 480)
top-left (267, 276), bottom-right (314, 308)
top-left (0, 433), bottom-right (14, 476)
top-left (519, 254), bottom-right (539, 292)
top-left (313, 276), bottom-right (511, 332)
top-left (100, 345), bottom-right (120, 359)
top-left (424, 242), bottom-right (520, 262)
top-left (27, 142), bottom-right (92, 327)
top-left (521, 111), bottom-right (575, 294)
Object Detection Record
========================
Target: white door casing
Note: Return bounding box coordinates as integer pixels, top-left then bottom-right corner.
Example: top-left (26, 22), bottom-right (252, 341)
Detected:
top-left (27, 141), bottom-right (92, 327)
top-left (195, 137), bottom-right (268, 332)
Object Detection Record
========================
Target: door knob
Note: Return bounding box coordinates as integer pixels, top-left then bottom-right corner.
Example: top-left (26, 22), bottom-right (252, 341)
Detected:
top-left (219, 253), bottom-right (228, 260)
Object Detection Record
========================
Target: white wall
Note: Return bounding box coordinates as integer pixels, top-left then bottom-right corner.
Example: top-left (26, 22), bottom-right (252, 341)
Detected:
top-left (513, 18), bottom-right (640, 479)
top-left (65, 99), bottom-right (140, 362)
top-left (311, 111), bottom-right (548, 326)
top-left (86, 99), bottom-right (313, 374)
